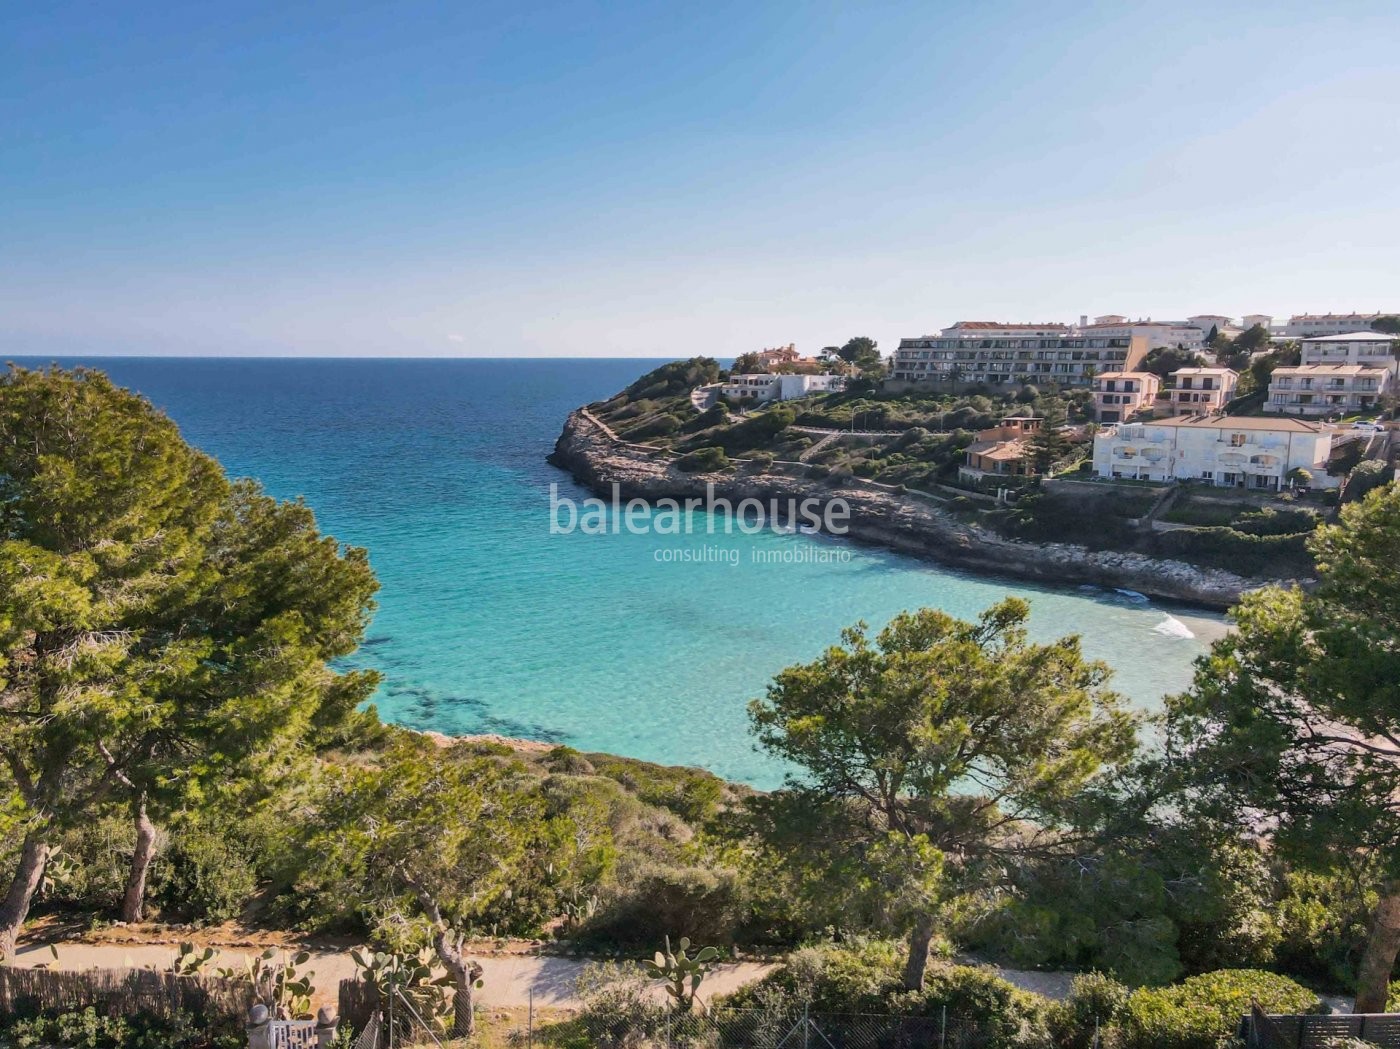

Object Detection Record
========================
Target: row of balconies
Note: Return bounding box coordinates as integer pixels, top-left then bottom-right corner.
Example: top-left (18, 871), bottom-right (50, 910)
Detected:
top-left (1272, 379), bottom-right (1379, 391)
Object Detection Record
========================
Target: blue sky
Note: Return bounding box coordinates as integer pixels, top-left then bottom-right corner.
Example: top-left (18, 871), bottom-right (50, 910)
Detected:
top-left (3, 1), bottom-right (1399, 357)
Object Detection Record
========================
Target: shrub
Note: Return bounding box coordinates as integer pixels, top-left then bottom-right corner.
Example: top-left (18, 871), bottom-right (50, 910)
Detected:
top-left (573, 961), bottom-right (666, 1048)
top-left (747, 451), bottom-right (775, 469)
top-left (676, 447), bottom-right (730, 473)
top-left (584, 860), bottom-right (746, 947)
top-left (717, 939), bottom-right (904, 1013)
top-left (892, 964), bottom-right (1051, 1049)
top-left (1344, 461), bottom-right (1392, 504)
top-left (626, 413), bottom-right (682, 440)
top-left (585, 754), bottom-right (724, 824)
top-left (0, 1007), bottom-right (243, 1049)
top-left (1117, 970), bottom-right (1318, 1049)
top-left (153, 818), bottom-right (259, 924)
top-left (544, 745), bottom-right (596, 776)
top-left (1049, 973), bottom-right (1130, 1049)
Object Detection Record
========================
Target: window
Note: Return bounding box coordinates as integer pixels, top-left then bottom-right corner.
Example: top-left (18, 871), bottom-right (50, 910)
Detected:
top-left (1230, 433), bottom-right (1246, 447)
top-left (1201, 471), bottom-right (1214, 480)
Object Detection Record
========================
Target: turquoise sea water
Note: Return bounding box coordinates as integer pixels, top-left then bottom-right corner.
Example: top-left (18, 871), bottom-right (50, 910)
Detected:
top-left (14, 357), bottom-right (1225, 787)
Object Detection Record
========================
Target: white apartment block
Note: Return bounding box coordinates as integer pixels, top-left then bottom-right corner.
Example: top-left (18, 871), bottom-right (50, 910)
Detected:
top-left (1282, 313), bottom-right (1398, 338)
top-left (1188, 314), bottom-right (1234, 335)
top-left (1165, 368), bottom-right (1238, 414)
top-left (1265, 364), bottom-right (1391, 417)
top-left (1241, 314), bottom-right (1273, 332)
top-left (720, 373), bottom-right (845, 403)
top-left (890, 323), bottom-right (1148, 388)
top-left (1092, 416), bottom-right (1338, 490)
top-left (1078, 319), bottom-right (1207, 350)
top-left (1093, 371), bottom-right (1161, 423)
top-left (1299, 331), bottom-right (1400, 375)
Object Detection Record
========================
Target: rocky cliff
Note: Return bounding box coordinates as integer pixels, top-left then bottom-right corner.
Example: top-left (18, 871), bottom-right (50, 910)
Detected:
top-left (549, 409), bottom-right (1260, 609)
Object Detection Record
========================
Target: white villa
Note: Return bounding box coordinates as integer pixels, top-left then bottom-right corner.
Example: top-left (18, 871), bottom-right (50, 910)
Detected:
top-left (719, 373), bottom-right (845, 403)
top-left (1299, 331), bottom-right (1400, 375)
top-left (1165, 367), bottom-right (1239, 414)
top-left (1092, 415), bottom-right (1338, 490)
top-left (1265, 364), bottom-right (1391, 417)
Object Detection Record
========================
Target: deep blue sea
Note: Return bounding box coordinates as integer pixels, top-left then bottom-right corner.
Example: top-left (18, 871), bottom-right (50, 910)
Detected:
top-left (11, 357), bottom-right (1224, 786)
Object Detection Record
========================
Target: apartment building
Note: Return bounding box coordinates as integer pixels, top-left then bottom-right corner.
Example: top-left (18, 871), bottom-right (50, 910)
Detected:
top-left (1093, 371), bottom-right (1161, 423)
top-left (1188, 314), bottom-right (1235, 336)
top-left (1264, 364), bottom-right (1391, 417)
top-left (890, 322), bottom-right (1148, 388)
top-left (1299, 331), bottom-right (1400, 375)
top-left (1165, 368), bottom-right (1238, 414)
top-left (719, 373), bottom-right (845, 403)
top-left (1092, 416), bottom-right (1338, 490)
top-left (1078, 319), bottom-right (1207, 350)
top-left (1282, 313), bottom-right (1398, 338)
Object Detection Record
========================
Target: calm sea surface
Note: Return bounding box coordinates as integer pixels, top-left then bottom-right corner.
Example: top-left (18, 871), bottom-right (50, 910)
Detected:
top-left (12, 357), bottom-right (1224, 786)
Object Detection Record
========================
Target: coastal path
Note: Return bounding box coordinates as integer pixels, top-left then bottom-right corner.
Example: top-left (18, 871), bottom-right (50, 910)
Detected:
top-left (791, 425), bottom-right (905, 438)
top-left (8, 935), bottom-right (1104, 1010)
top-left (8, 937), bottom-right (772, 1011)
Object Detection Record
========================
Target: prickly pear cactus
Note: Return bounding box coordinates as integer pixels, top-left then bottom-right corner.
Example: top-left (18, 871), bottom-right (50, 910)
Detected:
top-left (642, 935), bottom-right (721, 1013)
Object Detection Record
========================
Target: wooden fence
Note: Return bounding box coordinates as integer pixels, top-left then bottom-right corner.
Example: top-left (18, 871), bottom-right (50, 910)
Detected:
top-left (0, 966), bottom-right (255, 1023)
top-left (1245, 1005), bottom-right (1400, 1049)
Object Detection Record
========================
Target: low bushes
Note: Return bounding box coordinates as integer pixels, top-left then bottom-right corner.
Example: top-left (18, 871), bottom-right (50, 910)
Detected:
top-left (719, 944), bottom-right (1320, 1049)
top-left (1148, 528), bottom-right (1312, 577)
top-left (676, 447), bottom-right (730, 473)
top-left (1113, 969), bottom-right (1318, 1049)
top-left (0, 1007), bottom-right (243, 1049)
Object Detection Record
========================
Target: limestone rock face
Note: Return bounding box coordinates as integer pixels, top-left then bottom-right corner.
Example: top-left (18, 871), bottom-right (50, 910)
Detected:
top-left (549, 410), bottom-right (1278, 609)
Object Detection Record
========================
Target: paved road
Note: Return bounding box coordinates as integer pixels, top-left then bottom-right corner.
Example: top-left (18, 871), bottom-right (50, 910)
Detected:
top-left (10, 940), bottom-right (772, 1010)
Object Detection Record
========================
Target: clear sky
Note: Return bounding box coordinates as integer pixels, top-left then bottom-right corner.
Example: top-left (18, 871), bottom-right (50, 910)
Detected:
top-left (4, 1), bottom-right (1399, 358)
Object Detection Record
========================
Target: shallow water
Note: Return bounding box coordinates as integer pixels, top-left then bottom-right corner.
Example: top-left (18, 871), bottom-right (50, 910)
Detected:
top-left (15, 357), bottom-right (1224, 786)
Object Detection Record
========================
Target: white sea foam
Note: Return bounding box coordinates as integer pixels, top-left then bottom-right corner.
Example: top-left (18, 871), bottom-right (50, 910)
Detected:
top-left (1153, 614), bottom-right (1195, 640)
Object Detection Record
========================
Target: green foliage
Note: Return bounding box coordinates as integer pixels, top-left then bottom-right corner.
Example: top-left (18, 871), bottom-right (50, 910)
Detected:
top-left (214, 947), bottom-right (317, 1020)
top-left (643, 935), bottom-right (721, 1013)
top-left (1165, 484), bottom-right (1400, 1010)
top-left (1148, 526), bottom-right (1312, 576)
top-left (584, 755), bottom-right (725, 824)
top-left (748, 599), bottom-right (1137, 985)
top-left (1116, 970), bottom-right (1318, 1049)
top-left (1343, 461), bottom-right (1391, 503)
top-left (1142, 346), bottom-right (1208, 379)
top-left (0, 364), bottom-right (381, 944)
top-left (624, 358), bottom-right (722, 401)
top-left (584, 859), bottom-right (746, 948)
top-left (573, 961), bottom-right (665, 1048)
top-left (716, 939), bottom-right (908, 1012)
top-left (676, 446), bottom-right (731, 473)
top-left (0, 1007), bottom-right (242, 1049)
top-left (152, 814), bottom-right (260, 924)
top-left (169, 942), bottom-right (217, 977)
top-left (836, 336), bottom-right (880, 367)
top-left (349, 947), bottom-right (455, 1040)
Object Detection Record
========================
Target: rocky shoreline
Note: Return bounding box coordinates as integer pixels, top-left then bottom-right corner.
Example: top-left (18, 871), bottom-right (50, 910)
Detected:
top-left (548, 408), bottom-right (1269, 610)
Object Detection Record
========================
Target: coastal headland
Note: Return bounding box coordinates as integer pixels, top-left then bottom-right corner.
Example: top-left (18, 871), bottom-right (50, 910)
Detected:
top-left (549, 407), bottom-right (1270, 609)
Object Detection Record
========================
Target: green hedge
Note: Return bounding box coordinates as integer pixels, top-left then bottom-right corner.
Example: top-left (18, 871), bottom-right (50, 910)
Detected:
top-left (1115, 969), bottom-right (1318, 1049)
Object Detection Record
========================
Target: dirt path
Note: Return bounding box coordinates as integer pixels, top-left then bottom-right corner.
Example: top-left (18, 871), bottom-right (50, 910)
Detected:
top-left (9, 939), bottom-right (773, 1011)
